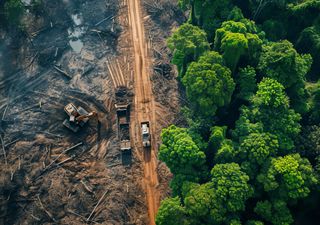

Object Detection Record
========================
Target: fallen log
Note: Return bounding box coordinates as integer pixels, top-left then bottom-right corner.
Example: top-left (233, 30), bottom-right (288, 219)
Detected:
top-left (87, 190), bottom-right (110, 221)
top-left (53, 65), bottom-right (72, 79)
top-left (41, 142), bottom-right (83, 174)
top-left (80, 180), bottom-right (94, 194)
top-left (0, 135), bottom-right (7, 165)
top-left (94, 15), bottom-right (114, 26)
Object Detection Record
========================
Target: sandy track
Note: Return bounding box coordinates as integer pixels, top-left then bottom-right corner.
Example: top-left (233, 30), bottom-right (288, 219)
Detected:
top-left (127, 0), bottom-right (160, 224)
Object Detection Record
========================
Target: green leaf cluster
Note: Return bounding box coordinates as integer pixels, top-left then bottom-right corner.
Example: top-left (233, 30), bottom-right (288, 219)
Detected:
top-left (182, 51), bottom-right (235, 117)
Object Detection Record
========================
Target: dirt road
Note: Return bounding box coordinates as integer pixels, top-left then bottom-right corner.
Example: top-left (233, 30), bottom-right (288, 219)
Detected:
top-left (127, 0), bottom-right (160, 224)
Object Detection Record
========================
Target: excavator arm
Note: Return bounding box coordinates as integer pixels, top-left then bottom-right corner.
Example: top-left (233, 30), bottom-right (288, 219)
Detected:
top-left (76, 111), bottom-right (97, 122)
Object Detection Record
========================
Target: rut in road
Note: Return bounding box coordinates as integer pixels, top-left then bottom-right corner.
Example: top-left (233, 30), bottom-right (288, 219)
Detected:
top-left (126, 0), bottom-right (160, 224)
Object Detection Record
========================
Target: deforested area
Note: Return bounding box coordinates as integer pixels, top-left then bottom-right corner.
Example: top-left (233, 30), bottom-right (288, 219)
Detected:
top-left (0, 0), bottom-right (159, 224)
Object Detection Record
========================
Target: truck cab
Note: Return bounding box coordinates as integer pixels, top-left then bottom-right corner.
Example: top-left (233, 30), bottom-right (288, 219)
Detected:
top-left (141, 121), bottom-right (151, 148)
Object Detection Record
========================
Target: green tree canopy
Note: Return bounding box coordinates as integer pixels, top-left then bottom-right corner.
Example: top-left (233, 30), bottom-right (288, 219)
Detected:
top-left (182, 51), bottom-right (235, 117)
top-left (214, 20), bottom-right (263, 72)
top-left (233, 78), bottom-right (301, 151)
top-left (257, 154), bottom-right (318, 200)
top-left (258, 40), bottom-right (312, 88)
top-left (159, 125), bottom-right (206, 175)
top-left (236, 66), bottom-right (257, 102)
top-left (178, 0), bottom-right (233, 38)
top-left (167, 23), bottom-right (210, 76)
top-left (297, 25), bottom-right (320, 78)
top-left (239, 132), bottom-right (279, 166)
top-left (209, 126), bottom-right (235, 163)
top-left (156, 197), bottom-right (189, 225)
top-left (246, 220), bottom-right (264, 225)
top-left (258, 40), bottom-right (312, 113)
top-left (295, 125), bottom-right (320, 158)
top-left (254, 200), bottom-right (294, 225)
top-left (252, 77), bottom-right (289, 108)
top-left (184, 163), bottom-right (253, 224)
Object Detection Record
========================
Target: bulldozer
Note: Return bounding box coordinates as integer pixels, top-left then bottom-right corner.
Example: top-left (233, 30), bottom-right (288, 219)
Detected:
top-left (63, 103), bottom-right (97, 132)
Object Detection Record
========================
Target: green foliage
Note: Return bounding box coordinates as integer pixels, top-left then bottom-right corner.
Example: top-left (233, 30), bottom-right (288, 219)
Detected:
top-left (306, 81), bottom-right (320, 123)
top-left (258, 40), bottom-right (312, 113)
top-left (159, 125), bottom-right (207, 196)
top-left (209, 126), bottom-right (235, 163)
top-left (159, 125), bottom-right (206, 176)
top-left (182, 51), bottom-right (235, 117)
top-left (236, 66), bottom-right (257, 101)
top-left (233, 78), bottom-right (301, 151)
top-left (156, 197), bottom-right (189, 225)
top-left (4, 0), bottom-right (24, 25)
top-left (167, 23), bottom-right (210, 76)
top-left (214, 20), bottom-right (263, 72)
top-left (209, 126), bottom-right (227, 150)
top-left (170, 173), bottom-right (200, 197)
top-left (254, 200), bottom-right (294, 225)
top-left (288, 0), bottom-right (320, 14)
top-left (210, 163), bottom-right (253, 212)
top-left (253, 77), bottom-right (289, 108)
top-left (184, 163), bottom-right (253, 224)
top-left (258, 40), bottom-right (312, 88)
top-left (178, 0), bottom-right (234, 38)
top-left (230, 218), bottom-right (242, 225)
top-left (239, 132), bottom-right (279, 165)
top-left (232, 105), bottom-right (263, 142)
top-left (214, 140), bottom-right (235, 163)
top-left (295, 125), bottom-right (320, 158)
top-left (184, 182), bottom-right (215, 224)
top-left (160, 0), bottom-right (320, 224)
top-left (246, 220), bottom-right (264, 225)
top-left (257, 154), bottom-right (318, 200)
top-left (297, 25), bottom-right (320, 77)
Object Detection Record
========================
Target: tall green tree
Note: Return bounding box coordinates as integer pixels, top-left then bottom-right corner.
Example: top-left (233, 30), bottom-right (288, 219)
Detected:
top-left (159, 125), bottom-right (206, 195)
top-left (257, 154), bottom-right (318, 200)
top-left (233, 78), bottom-right (301, 151)
top-left (159, 125), bottom-right (206, 175)
top-left (182, 51), bottom-right (235, 117)
top-left (236, 66), bottom-right (257, 101)
top-left (241, 134), bottom-right (275, 160)
top-left (214, 20), bottom-right (263, 72)
top-left (156, 197), bottom-right (189, 225)
top-left (258, 40), bottom-right (312, 113)
top-left (254, 200), bottom-right (294, 225)
top-left (184, 163), bottom-right (253, 224)
top-left (209, 126), bottom-right (235, 163)
top-left (297, 25), bottom-right (320, 78)
top-left (167, 23), bottom-right (209, 76)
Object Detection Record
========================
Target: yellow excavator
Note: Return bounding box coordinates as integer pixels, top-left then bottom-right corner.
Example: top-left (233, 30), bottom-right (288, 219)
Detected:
top-left (63, 103), bottom-right (97, 132)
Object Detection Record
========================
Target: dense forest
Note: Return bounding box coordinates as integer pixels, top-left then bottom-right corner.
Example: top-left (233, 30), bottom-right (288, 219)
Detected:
top-left (156, 0), bottom-right (320, 224)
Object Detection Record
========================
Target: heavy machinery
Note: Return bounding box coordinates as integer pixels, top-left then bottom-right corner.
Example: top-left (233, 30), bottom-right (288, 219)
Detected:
top-left (141, 121), bottom-right (151, 148)
top-left (115, 102), bottom-right (132, 165)
top-left (63, 103), bottom-right (97, 132)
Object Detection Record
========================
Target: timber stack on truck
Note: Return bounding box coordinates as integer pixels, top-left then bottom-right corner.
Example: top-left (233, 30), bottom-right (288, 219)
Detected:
top-left (115, 102), bottom-right (131, 153)
top-left (141, 121), bottom-right (151, 148)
